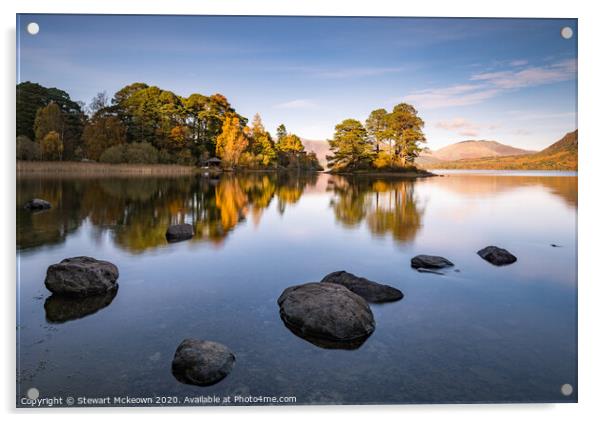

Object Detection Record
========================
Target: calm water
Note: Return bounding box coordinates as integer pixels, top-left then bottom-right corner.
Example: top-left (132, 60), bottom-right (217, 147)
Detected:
top-left (16, 171), bottom-right (577, 405)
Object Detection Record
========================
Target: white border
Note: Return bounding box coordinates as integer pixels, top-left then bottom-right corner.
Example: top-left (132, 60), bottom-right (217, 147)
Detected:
top-left (2, 1), bottom-right (601, 421)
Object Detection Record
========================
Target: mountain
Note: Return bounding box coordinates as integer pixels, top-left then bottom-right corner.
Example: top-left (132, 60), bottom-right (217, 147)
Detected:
top-left (302, 139), bottom-right (330, 167)
top-left (423, 140), bottom-right (536, 162)
top-left (421, 131), bottom-right (577, 171)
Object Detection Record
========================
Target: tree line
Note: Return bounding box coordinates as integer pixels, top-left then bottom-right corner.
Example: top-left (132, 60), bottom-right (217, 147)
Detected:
top-left (327, 103), bottom-right (426, 171)
top-left (16, 82), bottom-right (321, 171)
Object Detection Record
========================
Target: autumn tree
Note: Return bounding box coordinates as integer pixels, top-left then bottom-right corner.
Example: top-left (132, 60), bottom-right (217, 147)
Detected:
top-left (216, 115), bottom-right (249, 168)
top-left (249, 113), bottom-right (276, 166)
top-left (365, 108), bottom-right (390, 154)
top-left (277, 133), bottom-right (304, 153)
top-left (34, 102), bottom-right (64, 143)
top-left (82, 113), bottom-right (127, 160)
top-left (387, 103), bottom-right (426, 165)
top-left (327, 119), bottom-right (374, 170)
top-left (40, 131), bottom-right (63, 160)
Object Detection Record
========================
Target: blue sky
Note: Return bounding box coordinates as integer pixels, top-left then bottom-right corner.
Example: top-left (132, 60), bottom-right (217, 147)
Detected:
top-left (17, 15), bottom-right (577, 150)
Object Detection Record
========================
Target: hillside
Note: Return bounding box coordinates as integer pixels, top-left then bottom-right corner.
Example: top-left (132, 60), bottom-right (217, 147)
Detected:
top-left (432, 140), bottom-right (535, 161)
top-left (422, 130), bottom-right (577, 171)
top-left (302, 139), bottom-right (330, 167)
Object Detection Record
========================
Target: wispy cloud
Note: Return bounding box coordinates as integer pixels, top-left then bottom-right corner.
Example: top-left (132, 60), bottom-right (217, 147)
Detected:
top-left (402, 59), bottom-right (576, 110)
top-left (314, 66), bottom-right (406, 79)
top-left (274, 99), bottom-right (316, 109)
top-left (471, 59), bottom-right (576, 89)
top-left (434, 118), bottom-right (494, 137)
top-left (510, 59), bottom-right (528, 67)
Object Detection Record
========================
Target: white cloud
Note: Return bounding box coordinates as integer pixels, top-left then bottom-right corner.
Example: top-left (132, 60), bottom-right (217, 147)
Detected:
top-left (435, 118), bottom-right (481, 137)
top-left (402, 59), bottom-right (576, 110)
top-left (471, 59), bottom-right (576, 89)
top-left (510, 59), bottom-right (528, 67)
top-left (274, 99), bottom-right (316, 109)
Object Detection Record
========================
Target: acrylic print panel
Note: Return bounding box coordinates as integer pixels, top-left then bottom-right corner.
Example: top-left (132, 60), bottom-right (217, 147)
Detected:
top-left (16, 14), bottom-right (577, 407)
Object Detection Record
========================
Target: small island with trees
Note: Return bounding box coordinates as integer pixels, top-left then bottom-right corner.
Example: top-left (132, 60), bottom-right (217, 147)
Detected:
top-left (17, 81), bottom-right (433, 177)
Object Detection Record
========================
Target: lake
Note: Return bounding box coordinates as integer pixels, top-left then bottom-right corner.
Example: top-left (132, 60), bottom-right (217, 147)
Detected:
top-left (16, 170), bottom-right (577, 405)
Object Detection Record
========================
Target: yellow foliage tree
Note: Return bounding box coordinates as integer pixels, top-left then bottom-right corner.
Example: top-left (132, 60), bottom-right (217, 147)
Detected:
top-left (215, 115), bottom-right (248, 168)
top-left (40, 131), bottom-right (64, 160)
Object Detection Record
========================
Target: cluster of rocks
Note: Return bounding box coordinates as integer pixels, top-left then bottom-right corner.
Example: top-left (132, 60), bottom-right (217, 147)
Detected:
top-left (277, 271), bottom-right (403, 349)
top-left (410, 246), bottom-right (518, 276)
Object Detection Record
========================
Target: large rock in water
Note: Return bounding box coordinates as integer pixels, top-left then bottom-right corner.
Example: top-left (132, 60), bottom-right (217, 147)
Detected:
top-left (24, 198), bottom-right (51, 211)
top-left (411, 255), bottom-right (454, 269)
top-left (477, 246), bottom-right (517, 266)
top-left (278, 282), bottom-right (375, 349)
top-left (320, 270), bottom-right (403, 303)
top-left (171, 339), bottom-right (235, 386)
top-left (45, 256), bottom-right (119, 296)
top-left (165, 224), bottom-right (194, 242)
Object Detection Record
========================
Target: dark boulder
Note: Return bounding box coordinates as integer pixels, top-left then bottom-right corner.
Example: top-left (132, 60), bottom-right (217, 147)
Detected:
top-left (411, 255), bottom-right (454, 269)
top-left (24, 198), bottom-right (51, 211)
top-left (165, 224), bottom-right (194, 242)
top-left (320, 270), bottom-right (403, 303)
top-left (278, 282), bottom-right (375, 349)
top-left (477, 246), bottom-right (517, 266)
top-left (45, 256), bottom-right (119, 296)
top-left (171, 339), bottom-right (235, 386)
top-left (44, 288), bottom-right (118, 323)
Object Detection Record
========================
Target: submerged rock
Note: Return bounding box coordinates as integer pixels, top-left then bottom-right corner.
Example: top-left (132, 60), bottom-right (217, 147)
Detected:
top-left (278, 282), bottom-right (375, 349)
top-left (44, 288), bottom-right (118, 323)
top-left (165, 224), bottom-right (194, 242)
top-left (24, 198), bottom-right (51, 211)
top-left (320, 270), bottom-right (403, 303)
top-left (411, 255), bottom-right (454, 269)
top-left (171, 339), bottom-right (235, 386)
top-left (477, 246), bottom-right (517, 266)
top-left (45, 256), bottom-right (119, 296)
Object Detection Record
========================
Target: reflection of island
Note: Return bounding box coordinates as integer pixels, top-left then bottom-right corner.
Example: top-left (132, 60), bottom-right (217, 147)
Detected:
top-left (430, 174), bottom-right (577, 208)
top-left (328, 176), bottom-right (424, 244)
top-left (17, 173), bottom-right (318, 252)
top-left (44, 289), bottom-right (118, 323)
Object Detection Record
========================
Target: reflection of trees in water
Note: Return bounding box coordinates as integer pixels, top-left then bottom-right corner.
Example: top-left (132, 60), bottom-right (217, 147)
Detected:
top-left (329, 176), bottom-right (424, 244)
top-left (17, 173), bottom-right (318, 252)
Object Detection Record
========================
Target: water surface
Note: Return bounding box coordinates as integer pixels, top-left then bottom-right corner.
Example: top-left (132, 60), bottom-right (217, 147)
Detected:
top-left (16, 171), bottom-right (577, 405)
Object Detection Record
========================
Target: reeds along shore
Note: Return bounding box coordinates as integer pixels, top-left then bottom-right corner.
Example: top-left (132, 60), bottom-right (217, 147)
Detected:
top-left (16, 161), bottom-right (203, 176)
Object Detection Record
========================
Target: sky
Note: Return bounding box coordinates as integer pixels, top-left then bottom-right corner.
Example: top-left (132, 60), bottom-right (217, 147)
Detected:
top-left (17, 15), bottom-right (577, 151)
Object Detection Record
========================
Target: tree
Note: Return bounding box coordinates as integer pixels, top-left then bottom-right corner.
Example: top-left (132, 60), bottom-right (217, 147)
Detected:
top-left (365, 108), bottom-right (390, 154)
top-left (88, 91), bottom-right (109, 116)
top-left (82, 113), bottom-right (127, 160)
top-left (17, 82), bottom-right (85, 159)
top-left (16, 135), bottom-right (41, 161)
top-left (387, 103), bottom-right (426, 165)
top-left (327, 119), bottom-right (374, 170)
top-left (215, 115), bottom-right (248, 167)
top-left (250, 113), bottom-right (276, 166)
top-left (276, 124), bottom-right (287, 143)
top-left (40, 131), bottom-right (63, 160)
top-left (277, 134), bottom-right (304, 153)
top-left (34, 102), bottom-right (64, 144)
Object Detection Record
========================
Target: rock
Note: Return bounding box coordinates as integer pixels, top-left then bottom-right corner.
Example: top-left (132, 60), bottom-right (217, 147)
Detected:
top-left (416, 268), bottom-right (444, 275)
top-left (411, 255), bottom-right (454, 269)
top-left (45, 256), bottom-right (119, 296)
top-left (320, 270), bottom-right (403, 303)
top-left (171, 339), bottom-right (235, 386)
top-left (477, 246), bottom-right (517, 266)
top-left (165, 224), bottom-right (194, 242)
top-left (24, 198), bottom-right (51, 211)
top-left (278, 282), bottom-right (375, 349)
top-left (44, 288), bottom-right (118, 323)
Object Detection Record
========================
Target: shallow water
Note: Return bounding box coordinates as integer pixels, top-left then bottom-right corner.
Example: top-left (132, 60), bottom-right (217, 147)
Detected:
top-left (16, 171), bottom-right (577, 405)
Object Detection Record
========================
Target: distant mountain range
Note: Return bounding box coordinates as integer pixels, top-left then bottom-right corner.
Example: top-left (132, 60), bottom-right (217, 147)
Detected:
top-left (417, 140), bottom-right (536, 164)
top-left (420, 131), bottom-right (577, 171)
top-left (302, 139), bottom-right (330, 167)
top-left (301, 131), bottom-right (578, 171)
